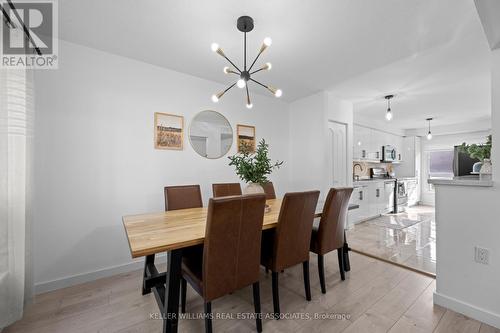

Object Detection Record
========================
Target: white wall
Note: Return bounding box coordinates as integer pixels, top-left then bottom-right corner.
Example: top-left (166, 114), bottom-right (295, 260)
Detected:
top-left (288, 91), bottom-right (353, 200)
top-left (432, 48), bottom-right (500, 329)
top-left (420, 130), bottom-right (491, 205)
top-left (33, 41), bottom-right (290, 292)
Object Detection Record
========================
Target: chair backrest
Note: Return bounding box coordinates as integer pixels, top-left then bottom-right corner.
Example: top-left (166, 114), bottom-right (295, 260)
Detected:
top-left (317, 187), bottom-right (354, 254)
top-left (212, 183), bottom-right (242, 198)
top-left (262, 182), bottom-right (276, 200)
top-left (272, 190), bottom-right (320, 271)
top-left (164, 185), bottom-right (203, 211)
top-left (202, 194), bottom-right (266, 301)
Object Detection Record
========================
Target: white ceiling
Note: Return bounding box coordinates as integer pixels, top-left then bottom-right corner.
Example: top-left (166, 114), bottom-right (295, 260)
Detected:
top-left (58, 0), bottom-right (491, 130)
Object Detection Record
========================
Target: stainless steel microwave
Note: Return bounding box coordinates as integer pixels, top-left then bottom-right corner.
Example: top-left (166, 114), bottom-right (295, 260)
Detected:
top-left (382, 145), bottom-right (397, 162)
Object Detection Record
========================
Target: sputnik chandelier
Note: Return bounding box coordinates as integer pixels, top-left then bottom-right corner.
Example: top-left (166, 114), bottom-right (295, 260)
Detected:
top-left (210, 16), bottom-right (282, 109)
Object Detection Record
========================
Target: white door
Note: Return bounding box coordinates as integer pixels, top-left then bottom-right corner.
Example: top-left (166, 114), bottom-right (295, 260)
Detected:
top-left (328, 121), bottom-right (348, 187)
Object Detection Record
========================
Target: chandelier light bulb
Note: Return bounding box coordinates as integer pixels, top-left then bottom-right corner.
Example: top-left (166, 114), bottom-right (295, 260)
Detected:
top-left (427, 132), bottom-right (433, 140)
top-left (211, 94), bottom-right (219, 103)
top-left (237, 79), bottom-right (246, 88)
top-left (223, 66), bottom-right (230, 74)
top-left (274, 89), bottom-right (282, 98)
top-left (385, 109), bottom-right (393, 121)
top-left (246, 103), bottom-right (253, 109)
top-left (263, 37), bottom-right (272, 47)
top-left (211, 43), bottom-right (219, 52)
top-left (265, 62), bottom-right (272, 70)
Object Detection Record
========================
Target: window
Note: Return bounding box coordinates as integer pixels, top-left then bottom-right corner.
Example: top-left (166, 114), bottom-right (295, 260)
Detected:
top-left (427, 150), bottom-right (454, 191)
top-left (428, 150), bottom-right (454, 178)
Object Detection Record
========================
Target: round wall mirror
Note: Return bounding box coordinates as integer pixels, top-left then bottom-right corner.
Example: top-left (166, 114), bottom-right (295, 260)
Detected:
top-left (189, 110), bottom-right (233, 159)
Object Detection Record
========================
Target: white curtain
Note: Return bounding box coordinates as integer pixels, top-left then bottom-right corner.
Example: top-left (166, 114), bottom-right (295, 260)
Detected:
top-left (0, 66), bottom-right (34, 328)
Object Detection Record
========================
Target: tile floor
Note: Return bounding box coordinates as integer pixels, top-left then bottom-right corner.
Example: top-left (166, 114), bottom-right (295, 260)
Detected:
top-left (346, 205), bottom-right (436, 275)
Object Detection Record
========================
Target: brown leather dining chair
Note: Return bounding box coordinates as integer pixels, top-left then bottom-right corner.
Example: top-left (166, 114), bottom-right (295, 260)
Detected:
top-left (141, 185), bottom-right (205, 296)
top-left (212, 183), bottom-right (242, 198)
top-left (310, 187), bottom-right (353, 293)
top-left (260, 190), bottom-right (320, 318)
top-left (262, 181), bottom-right (276, 200)
top-left (164, 184), bottom-right (203, 211)
top-left (180, 194), bottom-right (267, 333)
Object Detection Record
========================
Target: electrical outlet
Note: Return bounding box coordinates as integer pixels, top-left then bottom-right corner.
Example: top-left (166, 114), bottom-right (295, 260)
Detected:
top-left (475, 246), bottom-right (489, 265)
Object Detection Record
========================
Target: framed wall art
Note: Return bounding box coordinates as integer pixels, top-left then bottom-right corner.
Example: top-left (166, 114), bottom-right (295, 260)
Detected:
top-left (154, 112), bottom-right (184, 150)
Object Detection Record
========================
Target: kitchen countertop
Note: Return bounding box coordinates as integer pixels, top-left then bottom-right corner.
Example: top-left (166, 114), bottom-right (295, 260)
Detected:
top-left (354, 178), bottom-right (396, 184)
top-left (427, 176), bottom-right (493, 187)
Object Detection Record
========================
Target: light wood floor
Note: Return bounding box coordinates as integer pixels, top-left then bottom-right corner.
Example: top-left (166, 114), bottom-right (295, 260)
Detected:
top-left (5, 252), bottom-right (498, 333)
top-left (347, 205), bottom-right (436, 276)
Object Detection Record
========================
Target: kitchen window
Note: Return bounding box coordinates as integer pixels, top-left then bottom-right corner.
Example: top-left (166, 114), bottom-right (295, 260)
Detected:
top-left (427, 150), bottom-right (454, 191)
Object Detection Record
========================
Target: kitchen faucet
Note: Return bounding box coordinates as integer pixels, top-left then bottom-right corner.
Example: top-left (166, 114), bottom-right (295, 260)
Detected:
top-left (353, 163), bottom-right (363, 181)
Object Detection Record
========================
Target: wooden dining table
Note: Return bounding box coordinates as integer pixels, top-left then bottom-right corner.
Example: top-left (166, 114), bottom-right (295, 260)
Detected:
top-left (123, 198), bottom-right (359, 333)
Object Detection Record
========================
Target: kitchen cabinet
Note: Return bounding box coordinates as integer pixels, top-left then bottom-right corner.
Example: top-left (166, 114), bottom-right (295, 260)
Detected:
top-left (353, 125), bottom-right (404, 162)
top-left (348, 180), bottom-right (396, 226)
top-left (353, 125), bottom-right (370, 160)
top-left (396, 136), bottom-right (421, 178)
top-left (407, 179), bottom-right (419, 206)
top-left (347, 185), bottom-right (369, 226)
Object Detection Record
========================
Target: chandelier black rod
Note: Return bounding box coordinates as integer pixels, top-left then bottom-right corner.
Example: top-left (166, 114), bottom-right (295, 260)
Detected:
top-left (244, 32), bottom-right (247, 71)
top-left (250, 78), bottom-right (268, 89)
top-left (245, 84), bottom-right (250, 104)
top-left (223, 82), bottom-right (237, 94)
top-left (248, 51), bottom-right (263, 72)
top-left (222, 55), bottom-right (242, 73)
top-left (250, 67), bottom-right (265, 75)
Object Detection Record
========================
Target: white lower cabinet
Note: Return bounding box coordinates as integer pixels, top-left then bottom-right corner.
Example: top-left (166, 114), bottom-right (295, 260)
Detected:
top-left (348, 180), bottom-right (396, 226)
top-left (347, 185), bottom-right (369, 227)
top-left (406, 179), bottom-right (419, 206)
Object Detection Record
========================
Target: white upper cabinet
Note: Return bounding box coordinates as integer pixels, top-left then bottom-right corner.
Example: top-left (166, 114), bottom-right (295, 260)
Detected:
top-left (396, 136), bottom-right (421, 178)
top-left (353, 125), bottom-right (370, 160)
top-left (353, 125), bottom-right (403, 162)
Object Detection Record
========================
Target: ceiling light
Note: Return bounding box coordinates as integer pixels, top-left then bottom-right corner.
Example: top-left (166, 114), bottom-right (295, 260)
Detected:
top-left (384, 95), bottom-right (394, 121)
top-left (210, 16), bottom-right (281, 107)
top-left (426, 117), bottom-right (433, 140)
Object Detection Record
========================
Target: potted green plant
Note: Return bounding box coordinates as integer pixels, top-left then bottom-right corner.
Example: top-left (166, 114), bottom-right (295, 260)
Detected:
top-left (459, 135), bottom-right (492, 175)
top-left (228, 139), bottom-right (283, 194)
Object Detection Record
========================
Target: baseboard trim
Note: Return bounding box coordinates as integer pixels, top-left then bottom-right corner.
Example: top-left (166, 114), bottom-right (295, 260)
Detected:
top-left (34, 253), bottom-right (167, 294)
top-left (434, 291), bottom-right (500, 329)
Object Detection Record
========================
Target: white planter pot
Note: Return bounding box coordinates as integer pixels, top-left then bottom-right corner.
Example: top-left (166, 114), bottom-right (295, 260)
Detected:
top-left (243, 183), bottom-right (264, 195)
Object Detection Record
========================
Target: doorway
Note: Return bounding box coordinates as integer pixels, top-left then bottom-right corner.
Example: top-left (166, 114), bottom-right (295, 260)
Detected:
top-left (328, 121), bottom-right (348, 187)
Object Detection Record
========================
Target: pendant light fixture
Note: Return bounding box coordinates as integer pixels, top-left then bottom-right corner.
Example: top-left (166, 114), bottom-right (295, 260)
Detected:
top-left (211, 16), bottom-right (282, 109)
top-left (426, 117), bottom-right (433, 140)
top-left (384, 95), bottom-right (394, 121)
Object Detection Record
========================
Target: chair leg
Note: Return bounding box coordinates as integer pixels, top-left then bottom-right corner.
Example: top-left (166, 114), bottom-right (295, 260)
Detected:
top-left (180, 277), bottom-right (187, 313)
top-left (337, 248), bottom-right (345, 281)
top-left (271, 271), bottom-right (280, 319)
top-left (302, 261), bottom-right (312, 301)
top-left (252, 282), bottom-right (263, 332)
top-left (318, 254), bottom-right (326, 294)
top-left (204, 301), bottom-right (212, 333)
